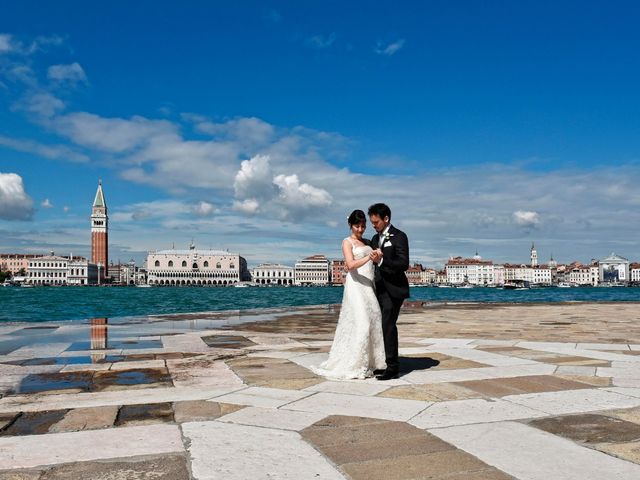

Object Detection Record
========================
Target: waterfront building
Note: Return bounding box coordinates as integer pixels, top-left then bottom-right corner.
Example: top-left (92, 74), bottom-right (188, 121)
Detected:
top-left (421, 268), bottom-right (437, 285)
top-left (147, 243), bottom-right (249, 286)
top-left (504, 264), bottom-right (552, 285)
top-left (91, 181), bottom-right (109, 280)
top-left (434, 270), bottom-right (447, 285)
top-left (406, 264), bottom-right (425, 284)
top-left (598, 253), bottom-right (630, 285)
top-left (294, 255), bottom-right (330, 285)
top-left (0, 254), bottom-right (38, 275)
top-left (330, 260), bottom-right (347, 285)
top-left (27, 253), bottom-right (69, 285)
top-left (494, 265), bottom-right (505, 286)
top-left (68, 259), bottom-right (99, 285)
top-left (109, 260), bottom-right (143, 285)
top-left (630, 263), bottom-right (640, 284)
top-left (446, 254), bottom-right (495, 286)
top-left (568, 264), bottom-right (599, 286)
top-left (252, 263), bottom-right (294, 285)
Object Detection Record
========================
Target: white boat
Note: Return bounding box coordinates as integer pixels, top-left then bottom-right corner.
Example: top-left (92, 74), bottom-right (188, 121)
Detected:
top-left (135, 284), bottom-right (152, 288)
top-left (21, 283), bottom-right (34, 288)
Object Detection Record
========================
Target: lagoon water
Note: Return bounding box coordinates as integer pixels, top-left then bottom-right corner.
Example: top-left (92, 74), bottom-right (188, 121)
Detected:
top-left (1, 286), bottom-right (640, 323)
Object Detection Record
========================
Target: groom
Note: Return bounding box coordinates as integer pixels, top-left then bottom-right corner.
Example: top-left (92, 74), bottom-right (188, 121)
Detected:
top-left (368, 203), bottom-right (410, 381)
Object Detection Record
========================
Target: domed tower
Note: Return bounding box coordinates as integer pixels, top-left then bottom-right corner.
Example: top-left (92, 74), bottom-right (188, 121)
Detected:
top-left (530, 242), bottom-right (538, 267)
top-left (91, 180), bottom-right (108, 276)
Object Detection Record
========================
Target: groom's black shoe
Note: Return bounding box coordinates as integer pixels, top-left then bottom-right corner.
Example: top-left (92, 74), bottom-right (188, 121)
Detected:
top-left (373, 369), bottom-right (386, 376)
top-left (376, 369), bottom-right (399, 381)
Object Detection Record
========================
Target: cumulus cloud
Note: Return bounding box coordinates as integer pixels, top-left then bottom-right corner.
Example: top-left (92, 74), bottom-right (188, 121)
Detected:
top-left (273, 173), bottom-right (332, 220)
top-left (374, 39), bottom-right (405, 56)
top-left (233, 155), bottom-right (276, 201)
top-left (0, 173), bottom-right (35, 220)
top-left (513, 210), bottom-right (540, 227)
top-left (191, 201), bottom-right (216, 217)
top-left (47, 62), bottom-right (87, 85)
top-left (0, 34), bottom-right (12, 54)
top-left (233, 199), bottom-right (260, 215)
top-left (41, 198), bottom-right (53, 208)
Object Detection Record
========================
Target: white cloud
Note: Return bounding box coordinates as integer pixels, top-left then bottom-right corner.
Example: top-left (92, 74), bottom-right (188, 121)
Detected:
top-left (234, 155), bottom-right (276, 200)
top-left (41, 198), bottom-right (53, 208)
top-left (513, 210), bottom-right (540, 227)
top-left (374, 39), bottom-right (405, 56)
top-left (192, 201), bottom-right (216, 217)
top-left (47, 62), bottom-right (87, 85)
top-left (233, 199), bottom-right (260, 215)
top-left (51, 112), bottom-right (176, 153)
top-left (15, 92), bottom-right (65, 118)
top-left (0, 33), bottom-right (64, 56)
top-left (0, 34), bottom-right (12, 53)
top-left (0, 135), bottom-right (88, 162)
top-left (306, 33), bottom-right (337, 49)
top-left (63, 206), bottom-right (69, 213)
top-left (272, 173), bottom-right (332, 221)
top-left (0, 173), bottom-right (35, 220)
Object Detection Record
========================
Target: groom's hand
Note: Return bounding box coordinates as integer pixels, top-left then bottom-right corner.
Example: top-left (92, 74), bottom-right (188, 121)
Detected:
top-left (370, 249), bottom-right (383, 264)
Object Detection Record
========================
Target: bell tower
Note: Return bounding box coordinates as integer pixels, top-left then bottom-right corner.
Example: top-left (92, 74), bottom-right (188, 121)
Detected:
top-left (91, 180), bottom-right (108, 276)
top-left (530, 242), bottom-right (538, 267)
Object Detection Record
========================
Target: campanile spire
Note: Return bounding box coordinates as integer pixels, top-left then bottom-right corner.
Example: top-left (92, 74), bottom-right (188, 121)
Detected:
top-left (91, 180), bottom-right (108, 277)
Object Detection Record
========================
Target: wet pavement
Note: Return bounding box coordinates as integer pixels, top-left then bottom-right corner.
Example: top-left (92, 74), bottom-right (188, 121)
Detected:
top-left (1, 302), bottom-right (640, 478)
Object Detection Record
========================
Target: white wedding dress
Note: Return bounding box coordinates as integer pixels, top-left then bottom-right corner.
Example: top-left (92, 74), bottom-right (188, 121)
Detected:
top-left (311, 238), bottom-right (386, 379)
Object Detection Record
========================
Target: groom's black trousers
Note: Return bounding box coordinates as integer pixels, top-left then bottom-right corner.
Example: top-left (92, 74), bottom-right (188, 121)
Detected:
top-left (378, 289), bottom-right (404, 372)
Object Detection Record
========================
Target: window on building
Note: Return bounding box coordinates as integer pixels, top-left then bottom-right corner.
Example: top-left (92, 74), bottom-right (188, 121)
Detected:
top-left (182, 261), bottom-right (187, 267)
top-left (216, 263), bottom-right (221, 268)
top-left (155, 260), bottom-right (160, 267)
top-left (168, 260), bottom-right (174, 267)
top-left (204, 261), bottom-right (209, 267)
top-left (192, 263), bottom-right (198, 269)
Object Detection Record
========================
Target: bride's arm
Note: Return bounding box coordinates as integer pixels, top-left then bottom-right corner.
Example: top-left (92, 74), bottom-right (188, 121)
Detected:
top-left (342, 240), bottom-right (371, 271)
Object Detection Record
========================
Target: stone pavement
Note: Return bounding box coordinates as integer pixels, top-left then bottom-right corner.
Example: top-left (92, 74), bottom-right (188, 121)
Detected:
top-left (1, 302), bottom-right (640, 479)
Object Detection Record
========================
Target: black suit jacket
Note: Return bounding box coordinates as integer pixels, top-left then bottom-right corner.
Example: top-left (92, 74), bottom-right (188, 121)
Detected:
top-left (371, 225), bottom-right (410, 300)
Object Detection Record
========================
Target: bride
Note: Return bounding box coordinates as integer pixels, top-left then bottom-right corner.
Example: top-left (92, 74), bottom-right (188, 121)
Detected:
top-left (311, 209), bottom-right (386, 379)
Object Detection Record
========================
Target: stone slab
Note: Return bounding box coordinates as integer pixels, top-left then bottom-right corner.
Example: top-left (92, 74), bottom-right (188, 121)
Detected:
top-left (304, 381), bottom-right (391, 396)
top-left (0, 424), bottom-right (184, 469)
top-left (182, 421), bottom-right (345, 479)
top-left (48, 406), bottom-right (119, 433)
top-left (410, 398), bottom-right (547, 429)
top-left (219, 406), bottom-right (328, 431)
top-left (504, 388), bottom-right (640, 415)
top-left (37, 454), bottom-right (190, 479)
top-left (283, 392), bottom-right (430, 422)
top-left (0, 386), bottom-right (243, 413)
top-left (430, 421), bottom-right (640, 480)
top-left (212, 386), bottom-right (313, 408)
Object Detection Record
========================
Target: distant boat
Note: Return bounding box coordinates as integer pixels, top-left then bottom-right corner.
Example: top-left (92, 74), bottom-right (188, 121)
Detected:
top-left (135, 284), bottom-right (152, 288)
top-left (21, 283), bottom-right (34, 288)
top-left (557, 282), bottom-right (573, 288)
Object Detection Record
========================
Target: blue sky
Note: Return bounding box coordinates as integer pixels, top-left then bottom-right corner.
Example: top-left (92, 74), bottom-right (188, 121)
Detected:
top-left (1, 1), bottom-right (640, 267)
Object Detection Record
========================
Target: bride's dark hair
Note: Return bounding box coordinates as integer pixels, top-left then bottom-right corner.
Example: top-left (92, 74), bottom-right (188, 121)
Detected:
top-left (348, 209), bottom-right (366, 226)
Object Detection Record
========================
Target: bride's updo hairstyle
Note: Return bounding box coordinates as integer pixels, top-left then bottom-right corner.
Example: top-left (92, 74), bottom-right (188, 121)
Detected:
top-left (348, 209), bottom-right (366, 226)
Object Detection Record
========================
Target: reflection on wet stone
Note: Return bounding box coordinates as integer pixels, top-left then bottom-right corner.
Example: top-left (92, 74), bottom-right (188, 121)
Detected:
top-left (16, 372), bottom-right (93, 395)
top-left (92, 368), bottom-right (173, 391)
top-left (201, 335), bottom-right (257, 349)
top-left (1, 410), bottom-right (69, 436)
top-left (90, 318), bottom-right (108, 363)
top-left (115, 402), bottom-right (174, 426)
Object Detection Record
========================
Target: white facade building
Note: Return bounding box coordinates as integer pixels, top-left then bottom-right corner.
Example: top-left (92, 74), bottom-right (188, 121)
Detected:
top-left (147, 244), bottom-right (249, 286)
top-left (295, 255), bottom-right (330, 285)
top-left (569, 265), bottom-right (599, 286)
top-left (27, 254), bottom-right (69, 285)
top-left (446, 255), bottom-right (495, 286)
top-left (252, 263), bottom-right (294, 285)
top-left (504, 265), bottom-right (552, 285)
top-left (67, 260), bottom-right (98, 285)
top-left (599, 253), bottom-right (630, 285)
top-left (630, 264), bottom-right (640, 284)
